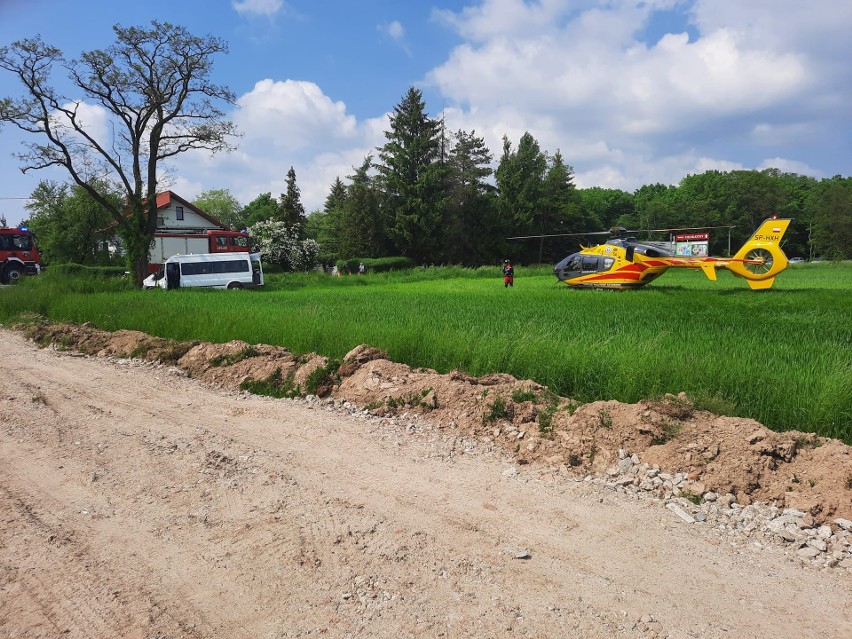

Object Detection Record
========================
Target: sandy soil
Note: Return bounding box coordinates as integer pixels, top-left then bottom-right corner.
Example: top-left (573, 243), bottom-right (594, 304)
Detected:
top-left (1, 326), bottom-right (850, 638)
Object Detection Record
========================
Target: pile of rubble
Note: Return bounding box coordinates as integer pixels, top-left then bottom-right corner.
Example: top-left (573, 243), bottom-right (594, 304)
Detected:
top-left (603, 447), bottom-right (852, 570)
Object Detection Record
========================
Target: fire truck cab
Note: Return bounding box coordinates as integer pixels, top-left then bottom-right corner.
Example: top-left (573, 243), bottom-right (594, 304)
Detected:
top-left (0, 227), bottom-right (42, 284)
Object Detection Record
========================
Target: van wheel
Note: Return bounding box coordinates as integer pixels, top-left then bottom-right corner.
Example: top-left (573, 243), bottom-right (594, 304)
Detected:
top-left (227, 282), bottom-right (243, 289)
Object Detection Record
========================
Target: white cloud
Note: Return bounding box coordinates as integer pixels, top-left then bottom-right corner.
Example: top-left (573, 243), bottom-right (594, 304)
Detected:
top-left (5, 0), bottom-right (847, 230)
top-left (232, 0), bottom-right (283, 17)
top-left (385, 20), bottom-right (406, 42)
top-left (430, 6), bottom-right (808, 136)
top-left (235, 79), bottom-right (359, 150)
top-left (379, 20), bottom-right (411, 55)
top-left (423, 0), bottom-right (846, 193)
top-left (690, 0), bottom-right (852, 53)
top-left (434, 0), bottom-right (586, 42)
top-left (51, 101), bottom-right (111, 149)
top-left (166, 81), bottom-right (387, 214)
top-left (690, 156), bottom-right (744, 174)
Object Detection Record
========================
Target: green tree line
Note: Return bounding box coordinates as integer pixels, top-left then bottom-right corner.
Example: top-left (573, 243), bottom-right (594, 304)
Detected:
top-left (16, 86), bottom-right (852, 268)
top-left (304, 87), bottom-right (851, 265)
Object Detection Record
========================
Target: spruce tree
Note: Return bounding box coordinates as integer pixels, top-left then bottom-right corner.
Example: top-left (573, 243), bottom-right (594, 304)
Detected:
top-left (495, 132), bottom-right (547, 262)
top-left (278, 166), bottom-right (306, 233)
top-left (445, 129), bottom-right (498, 264)
top-left (376, 87), bottom-right (448, 263)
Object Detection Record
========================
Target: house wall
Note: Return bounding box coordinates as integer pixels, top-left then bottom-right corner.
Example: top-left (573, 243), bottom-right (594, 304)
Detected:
top-left (157, 202), bottom-right (220, 231)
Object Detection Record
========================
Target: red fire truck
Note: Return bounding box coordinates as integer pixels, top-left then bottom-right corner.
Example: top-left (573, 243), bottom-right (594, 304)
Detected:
top-left (0, 226), bottom-right (42, 284)
top-left (148, 229), bottom-right (250, 273)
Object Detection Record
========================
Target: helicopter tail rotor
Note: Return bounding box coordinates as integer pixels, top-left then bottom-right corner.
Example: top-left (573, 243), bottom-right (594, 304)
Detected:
top-left (726, 218), bottom-right (791, 285)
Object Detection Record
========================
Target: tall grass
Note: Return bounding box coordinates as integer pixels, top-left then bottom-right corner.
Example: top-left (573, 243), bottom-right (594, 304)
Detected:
top-left (2, 262), bottom-right (850, 442)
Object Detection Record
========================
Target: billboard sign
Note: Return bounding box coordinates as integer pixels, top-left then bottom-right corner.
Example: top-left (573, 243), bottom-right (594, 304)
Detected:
top-left (675, 232), bottom-right (709, 257)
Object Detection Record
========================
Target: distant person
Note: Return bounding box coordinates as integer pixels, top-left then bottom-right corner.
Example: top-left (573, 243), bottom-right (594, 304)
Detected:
top-left (502, 259), bottom-right (514, 288)
top-left (358, 262), bottom-right (365, 275)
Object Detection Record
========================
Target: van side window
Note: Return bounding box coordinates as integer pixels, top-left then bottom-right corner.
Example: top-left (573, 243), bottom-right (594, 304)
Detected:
top-left (211, 260), bottom-right (249, 273)
top-left (181, 259), bottom-right (248, 275)
top-left (181, 262), bottom-right (212, 275)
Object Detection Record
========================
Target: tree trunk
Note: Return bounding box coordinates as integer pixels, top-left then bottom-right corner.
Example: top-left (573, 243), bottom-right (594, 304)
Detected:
top-left (120, 222), bottom-right (153, 288)
top-left (132, 255), bottom-right (148, 288)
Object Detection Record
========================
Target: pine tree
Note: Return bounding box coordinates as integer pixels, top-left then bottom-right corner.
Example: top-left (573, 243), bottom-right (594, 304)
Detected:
top-left (445, 129), bottom-right (498, 264)
top-left (324, 177), bottom-right (347, 213)
top-left (537, 150), bottom-right (583, 262)
top-left (278, 166), bottom-right (306, 232)
top-left (375, 87), bottom-right (448, 263)
top-left (340, 156), bottom-right (385, 259)
top-left (495, 132), bottom-right (547, 263)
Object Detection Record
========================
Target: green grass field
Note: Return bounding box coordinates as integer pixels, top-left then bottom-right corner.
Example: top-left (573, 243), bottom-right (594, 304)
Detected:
top-left (2, 261), bottom-right (850, 442)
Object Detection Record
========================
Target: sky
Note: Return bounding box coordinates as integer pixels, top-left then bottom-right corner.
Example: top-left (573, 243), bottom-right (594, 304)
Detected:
top-left (1, 0), bottom-right (851, 227)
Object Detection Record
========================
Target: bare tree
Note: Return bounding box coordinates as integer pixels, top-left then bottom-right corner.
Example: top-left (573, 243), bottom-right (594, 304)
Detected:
top-left (0, 21), bottom-right (238, 286)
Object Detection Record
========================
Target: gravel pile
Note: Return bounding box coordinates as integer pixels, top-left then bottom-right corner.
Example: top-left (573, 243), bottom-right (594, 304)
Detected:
top-left (601, 447), bottom-right (852, 571)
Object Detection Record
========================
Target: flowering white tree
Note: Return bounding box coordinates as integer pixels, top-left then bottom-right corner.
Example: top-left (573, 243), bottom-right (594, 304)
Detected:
top-left (248, 220), bottom-right (319, 272)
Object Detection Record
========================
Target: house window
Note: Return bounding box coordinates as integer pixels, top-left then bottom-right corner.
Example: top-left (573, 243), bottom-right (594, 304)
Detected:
top-left (157, 216), bottom-right (165, 226)
top-left (175, 206), bottom-right (184, 221)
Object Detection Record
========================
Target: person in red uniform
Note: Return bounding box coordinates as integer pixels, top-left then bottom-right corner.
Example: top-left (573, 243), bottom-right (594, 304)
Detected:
top-left (502, 259), bottom-right (514, 287)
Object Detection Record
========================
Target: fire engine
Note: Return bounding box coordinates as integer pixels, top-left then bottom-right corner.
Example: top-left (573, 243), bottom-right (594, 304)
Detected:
top-left (148, 229), bottom-right (250, 273)
top-left (0, 226), bottom-right (42, 284)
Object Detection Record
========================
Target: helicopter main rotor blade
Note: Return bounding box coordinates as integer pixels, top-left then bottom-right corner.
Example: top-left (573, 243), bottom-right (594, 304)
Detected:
top-left (507, 231), bottom-right (611, 240)
top-left (507, 224), bottom-right (736, 241)
top-left (621, 224), bottom-right (736, 234)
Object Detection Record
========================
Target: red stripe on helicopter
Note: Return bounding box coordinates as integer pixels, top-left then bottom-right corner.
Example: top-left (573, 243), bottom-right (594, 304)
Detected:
top-left (587, 272), bottom-right (643, 281)
top-left (618, 263), bottom-right (648, 272)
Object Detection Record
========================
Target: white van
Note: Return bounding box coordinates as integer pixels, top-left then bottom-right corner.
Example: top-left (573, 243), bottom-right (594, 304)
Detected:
top-left (143, 252), bottom-right (264, 290)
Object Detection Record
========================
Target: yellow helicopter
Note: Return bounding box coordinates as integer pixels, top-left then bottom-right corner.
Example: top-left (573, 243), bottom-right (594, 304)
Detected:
top-left (510, 217), bottom-right (792, 290)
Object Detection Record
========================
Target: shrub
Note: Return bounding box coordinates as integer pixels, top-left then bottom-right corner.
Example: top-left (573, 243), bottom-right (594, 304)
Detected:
top-left (247, 220), bottom-right (320, 272)
top-left (209, 346), bottom-right (261, 367)
top-left (511, 388), bottom-right (537, 403)
top-left (483, 396), bottom-right (509, 423)
top-left (305, 358), bottom-right (340, 396)
top-left (650, 421), bottom-right (683, 446)
top-left (239, 367), bottom-right (301, 398)
top-left (46, 263), bottom-right (128, 278)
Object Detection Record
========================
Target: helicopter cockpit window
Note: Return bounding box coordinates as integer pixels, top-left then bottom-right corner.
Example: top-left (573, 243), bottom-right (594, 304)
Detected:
top-left (581, 256), bottom-right (599, 272)
top-left (602, 257), bottom-right (614, 271)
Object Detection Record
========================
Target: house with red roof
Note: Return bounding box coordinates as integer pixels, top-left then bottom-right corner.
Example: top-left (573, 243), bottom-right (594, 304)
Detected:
top-left (150, 191), bottom-right (228, 232)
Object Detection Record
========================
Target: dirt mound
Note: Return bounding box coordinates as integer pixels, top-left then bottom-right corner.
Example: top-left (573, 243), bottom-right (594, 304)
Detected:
top-left (18, 318), bottom-right (852, 523)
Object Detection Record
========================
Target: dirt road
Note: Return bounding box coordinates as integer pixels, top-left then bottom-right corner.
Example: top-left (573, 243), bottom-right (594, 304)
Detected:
top-left (1, 329), bottom-right (850, 638)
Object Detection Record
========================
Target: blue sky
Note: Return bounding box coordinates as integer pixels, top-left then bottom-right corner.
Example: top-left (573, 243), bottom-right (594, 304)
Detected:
top-left (1, 0), bottom-right (851, 226)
